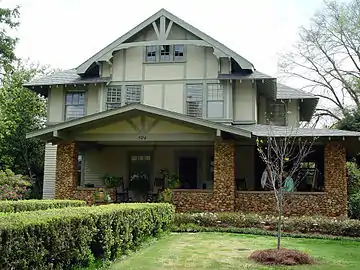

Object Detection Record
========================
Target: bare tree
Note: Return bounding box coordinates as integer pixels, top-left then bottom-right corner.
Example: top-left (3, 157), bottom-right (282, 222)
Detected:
top-left (279, 0), bottom-right (360, 125)
top-left (256, 125), bottom-right (315, 250)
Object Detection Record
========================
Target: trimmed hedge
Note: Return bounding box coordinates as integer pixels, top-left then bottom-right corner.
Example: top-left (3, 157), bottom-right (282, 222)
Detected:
top-left (0, 203), bottom-right (174, 269)
top-left (0, 199), bottom-right (86, 213)
top-left (174, 212), bottom-right (360, 237)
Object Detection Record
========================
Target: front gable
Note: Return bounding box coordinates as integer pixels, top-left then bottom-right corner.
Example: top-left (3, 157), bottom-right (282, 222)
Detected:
top-left (76, 8), bottom-right (253, 75)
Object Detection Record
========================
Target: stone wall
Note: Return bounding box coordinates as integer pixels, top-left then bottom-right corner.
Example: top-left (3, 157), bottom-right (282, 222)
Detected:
top-left (54, 143), bottom-right (116, 204)
top-left (236, 192), bottom-right (327, 216)
top-left (173, 139), bottom-right (235, 212)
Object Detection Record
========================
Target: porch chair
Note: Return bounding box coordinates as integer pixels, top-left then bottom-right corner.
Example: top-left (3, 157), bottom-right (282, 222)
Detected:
top-left (115, 178), bottom-right (129, 203)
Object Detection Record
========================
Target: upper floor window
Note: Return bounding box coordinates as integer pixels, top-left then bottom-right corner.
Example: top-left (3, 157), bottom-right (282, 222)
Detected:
top-left (106, 87), bottom-right (122, 110)
top-left (146, 45), bottom-right (157, 62)
top-left (145, 44), bottom-right (185, 62)
top-left (125, 85), bottom-right (141, 104)
top-left (207, 83), bottom-right (224, 118)
top-left (160, 45), bottom-right (171, 61)
top-left (186, 84), bottom-right (203, 118)
top-left (268, 100), bottom-right (287, 126)
top-left (65, 91), bottom-right (85, 120)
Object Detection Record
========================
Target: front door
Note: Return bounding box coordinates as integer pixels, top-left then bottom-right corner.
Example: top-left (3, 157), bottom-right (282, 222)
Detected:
top-left (129, 153), bottom-right (152, 194)
top-left (178, 157), bottom-right (198, 189)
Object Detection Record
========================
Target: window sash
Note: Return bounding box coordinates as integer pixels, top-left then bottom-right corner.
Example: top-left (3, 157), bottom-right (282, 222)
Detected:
top-left (65, 92), bottom-right (85, 120)
top-left (186, 84), bottom-right (203, 117)
top-left (269, 102), bottom-right (286, 125)
top-left (160, 45), bottom-right (171, 61)
top-left (106, 87), bottom-right (122, 110)
top-left (207, 101), bottom-right (224, 118)
top-left (146, 45), bottom-right (157, 62)
top-left (174, 44), bottom-right (185, 61)
top-left (125, 85), bottom-right (141, 104)
top-left (206, 84), bottom-right (224, 118)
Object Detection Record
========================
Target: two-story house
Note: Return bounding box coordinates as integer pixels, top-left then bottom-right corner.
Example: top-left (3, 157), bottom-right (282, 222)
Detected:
top-left (26, 9), bottom-right (360, 217)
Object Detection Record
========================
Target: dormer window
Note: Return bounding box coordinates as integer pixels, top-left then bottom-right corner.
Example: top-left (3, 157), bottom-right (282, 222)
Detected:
top-left (160, 45), bottom-right (170, 61)
top-left (146, 46), bottom-right (157, 62)
top-left (65, 91), bottom-right (85, 120)
top-left (267, 100), bottom-right (287, 126)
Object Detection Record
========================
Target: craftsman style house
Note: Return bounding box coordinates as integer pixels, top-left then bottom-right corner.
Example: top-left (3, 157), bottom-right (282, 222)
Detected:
top-left (26, 9), bottom-right (360, 216)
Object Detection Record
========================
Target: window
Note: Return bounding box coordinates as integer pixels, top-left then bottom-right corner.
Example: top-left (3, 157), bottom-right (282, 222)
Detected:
top-left (207, 83), bottom-right (224, 118)
top-left (77, 153), bottom-right (83, 187)
top-left (106, 87), bottom-right (122, 110)
top-left (160, 45), bottom-right (170, 61)
top-left (125, 85), bottom-right (141, 104)
top-left (174, 45), bottom-right (185, 61)
top-left (146, 45), bottom-right (157, 62)
top-left (65, 91), bottom-right (85, 120)
top-left (268, 100), bottom-right (287, 126)
top-left (186, 84), bottom-right (203, 117)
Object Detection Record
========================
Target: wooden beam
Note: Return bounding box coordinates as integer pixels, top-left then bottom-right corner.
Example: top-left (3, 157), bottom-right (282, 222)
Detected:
top-left (152, 22), bottom-right (160, 40)
top-left (164, 20), bottom-right (173, 40)
top-left (160, 16), bottom-right (166, 40)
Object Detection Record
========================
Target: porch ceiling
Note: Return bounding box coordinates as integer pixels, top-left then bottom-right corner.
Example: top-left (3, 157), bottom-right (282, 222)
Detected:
top-left (27, 104), bottom-right (252, 142)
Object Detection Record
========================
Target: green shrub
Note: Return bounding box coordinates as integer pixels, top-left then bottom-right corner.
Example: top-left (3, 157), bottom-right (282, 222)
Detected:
top-left (0, 199), bottom-right (86, 213)
top-left (174, 212), bottom-right (360, 237)
top-left (347, 161), bottom-right (360, 195)
top-left (349, 193), bottom-right (360, 219)
top-left (0, 203), bottom-right (174, 270)
top-left (0, 169), bottom-right (31, 200)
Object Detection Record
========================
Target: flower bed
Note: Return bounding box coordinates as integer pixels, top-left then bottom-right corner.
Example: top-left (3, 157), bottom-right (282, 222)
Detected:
top-left (0, 203), bottom-right (174, 269)
top-left (0, 199), bottom-right (86, 213)
top-left (173, 212), bottom-right (360, 237)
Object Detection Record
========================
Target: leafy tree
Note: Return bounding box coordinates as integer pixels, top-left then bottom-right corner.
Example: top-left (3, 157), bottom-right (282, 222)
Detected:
top-left (280, 0), bottom-right (360, 125)
top-left (0, 6), bottom-right (20, 72)
top-left (0, 60), bottom-right (47, 196)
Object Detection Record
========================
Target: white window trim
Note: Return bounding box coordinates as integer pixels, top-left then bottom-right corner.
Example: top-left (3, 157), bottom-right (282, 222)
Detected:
top-left (206, 83), bottom-right (225, 119)
top-left (105, 85), bottom-right (142, 109)
top-left (144, 44), bottom-right (186, 63)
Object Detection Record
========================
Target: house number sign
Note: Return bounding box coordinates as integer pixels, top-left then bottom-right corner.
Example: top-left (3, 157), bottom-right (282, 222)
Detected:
top-left (138, 135), bottom-right (147, 140)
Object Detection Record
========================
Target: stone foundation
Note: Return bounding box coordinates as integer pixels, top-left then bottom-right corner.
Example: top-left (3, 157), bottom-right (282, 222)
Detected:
top-left (54, 143), bottom-right (115, 204)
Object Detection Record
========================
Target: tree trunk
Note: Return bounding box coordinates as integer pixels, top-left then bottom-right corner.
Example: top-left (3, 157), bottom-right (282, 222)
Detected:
top-left (277, 193), bottom-right (283, 250)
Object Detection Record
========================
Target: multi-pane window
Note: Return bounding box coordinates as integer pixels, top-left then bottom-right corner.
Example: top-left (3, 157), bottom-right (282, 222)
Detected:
top-left (65, 91), bottom-right (85, 120)
top-left (268, 100), bottom-right (287, 126)
top-left (174, 45), bottom-right (185, 61)
top-left (186, 84), bottom-right (203, 117)
top-left (106, 87), bottom-right (122, 110)
top-left (207, 84), bottom-right (224, 118)
top-left (146, 45), bottom-right (157, 62)
top-left (145, 45), bottom-right (185, 62)
top-left (160, 45), bottom-right (170, 61)
top-left (125, 85), bottom-right (141, 104)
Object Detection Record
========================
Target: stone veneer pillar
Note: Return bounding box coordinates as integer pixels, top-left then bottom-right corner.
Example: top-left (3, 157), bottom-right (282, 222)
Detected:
top-left (54, 143), bottom-right (77, 199)
top-left (324, 142), bottom-right (347, 217)
top-left (213, 139), bottom-right (235, 212)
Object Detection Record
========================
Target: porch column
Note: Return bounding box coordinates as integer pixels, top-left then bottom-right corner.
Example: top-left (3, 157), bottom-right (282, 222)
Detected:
top-left (213, 139), bottom-right (235, 211)
top-left (54, 142), bottom-right (77, 199)
top-left (324, 142), bottom-right (347, 217)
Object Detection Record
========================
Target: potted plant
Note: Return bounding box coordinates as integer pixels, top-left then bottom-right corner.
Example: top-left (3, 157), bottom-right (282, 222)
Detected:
top-left (129, 172), bottom-right (149, 200)
top-left (160, 168), bottom-right (180, 189)
top-left (158, 188), bottom-right (173, 203)
top-left (102, 174), bottom-right (123, 188)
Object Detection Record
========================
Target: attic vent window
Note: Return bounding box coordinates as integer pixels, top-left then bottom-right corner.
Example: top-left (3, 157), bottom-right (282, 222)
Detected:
top-left (160, 45), bottom-right (170, 61)
top-left (146, 46), bottom-right (157, 62)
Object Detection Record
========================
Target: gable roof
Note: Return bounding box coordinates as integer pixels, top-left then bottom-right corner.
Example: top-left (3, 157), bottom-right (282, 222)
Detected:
top-left (76, 8), bottom-right (254, 75)
top-left (26, 103), bottom-right (252, 140)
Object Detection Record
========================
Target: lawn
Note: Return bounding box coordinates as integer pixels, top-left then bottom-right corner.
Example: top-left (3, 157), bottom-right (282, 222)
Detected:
top-left (110, 233), bottom-right (360, 270)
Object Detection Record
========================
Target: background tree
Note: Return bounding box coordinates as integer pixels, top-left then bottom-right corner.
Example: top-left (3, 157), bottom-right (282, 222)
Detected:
top-left (0, 5), bottom-right (20, 73)
top-left (0, 60), bottom-right (47, 197)
top-left (256, 126), bottom-right (315, 250)
top-left (280, 0), bottom-right (360, 126)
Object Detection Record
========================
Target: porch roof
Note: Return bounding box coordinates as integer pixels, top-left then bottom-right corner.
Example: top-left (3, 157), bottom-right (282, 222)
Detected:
top-left (26, 104), bottom-right (253, 140)
top-left (236, 124), bottom-right (360, 138)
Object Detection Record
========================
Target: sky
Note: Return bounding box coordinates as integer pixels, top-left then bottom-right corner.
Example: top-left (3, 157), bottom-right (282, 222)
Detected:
top-left (2, 0), bottom-right (324, 77)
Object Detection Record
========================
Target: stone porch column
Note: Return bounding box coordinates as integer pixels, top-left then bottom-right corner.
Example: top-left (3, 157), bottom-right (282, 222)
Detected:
top-left (54, 143), bottom-right (77, 199)
top-left (324, 142), bottom-right (347, 217)
top-left (213, 139), bottom-right (235, 211)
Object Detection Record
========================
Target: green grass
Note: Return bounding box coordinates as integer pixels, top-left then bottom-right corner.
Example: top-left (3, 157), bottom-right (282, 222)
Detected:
top-left (110, 233), bottom-right (360, 270)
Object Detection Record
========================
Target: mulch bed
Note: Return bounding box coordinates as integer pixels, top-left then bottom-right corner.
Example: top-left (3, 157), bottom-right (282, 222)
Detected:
top-left (249, 248), bottom-right (315, 266)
